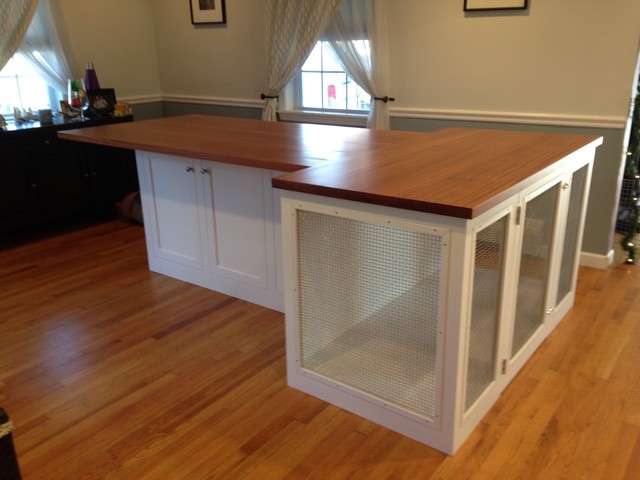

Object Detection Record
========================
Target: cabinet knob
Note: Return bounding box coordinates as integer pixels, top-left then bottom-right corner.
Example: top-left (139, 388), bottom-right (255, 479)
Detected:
top-left (185, 166), bottom-right (195, 173)
top-left (562, 183), bottom-right (570, 190)
top-left (200, 167), bottom-right (210, 175)
top-left (31, 183), bottom-right (37, 188)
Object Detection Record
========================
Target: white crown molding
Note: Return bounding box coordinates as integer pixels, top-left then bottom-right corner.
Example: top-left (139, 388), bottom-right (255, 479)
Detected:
top-left (390, 107), bottom-right (626, 130)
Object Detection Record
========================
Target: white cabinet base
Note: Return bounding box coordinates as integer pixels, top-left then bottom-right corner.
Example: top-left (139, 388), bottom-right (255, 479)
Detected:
top-left (280, 145), bottom-right (596, 454)
top-left (137, 151), bottom-right (284, 312)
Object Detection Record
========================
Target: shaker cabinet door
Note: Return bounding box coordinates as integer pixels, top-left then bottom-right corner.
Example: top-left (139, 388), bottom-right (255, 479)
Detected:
top-left (138, 153), bottom-right (205, 270)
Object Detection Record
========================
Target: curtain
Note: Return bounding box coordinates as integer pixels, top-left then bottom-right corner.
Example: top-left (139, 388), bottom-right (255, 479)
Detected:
top-left (18, 0), bottom-right (73, 96)
top-left (262, 0), bottom-right (341, 121)
top-left (0, 0), bottom-right (39, 71)
top-left (324, 0), bottom-right (391, 129)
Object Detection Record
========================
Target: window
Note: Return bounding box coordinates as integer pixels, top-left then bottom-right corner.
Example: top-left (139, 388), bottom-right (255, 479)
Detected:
top-left (0, 53), bottom-right (58, 118)
top-left (298, 41), bottom-right (371, 113)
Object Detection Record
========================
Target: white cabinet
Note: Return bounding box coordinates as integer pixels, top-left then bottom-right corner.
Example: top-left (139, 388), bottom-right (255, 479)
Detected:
top-left (139, 154), bottom-right (206, 270)
top-left (280, 147), bottom-right (595, 454)
top-left (136, 151), bottom-right (284, 312)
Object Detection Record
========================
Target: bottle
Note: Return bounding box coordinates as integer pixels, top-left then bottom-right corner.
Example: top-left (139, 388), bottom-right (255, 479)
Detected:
top-left (85, 62), bottom-right (100, 90)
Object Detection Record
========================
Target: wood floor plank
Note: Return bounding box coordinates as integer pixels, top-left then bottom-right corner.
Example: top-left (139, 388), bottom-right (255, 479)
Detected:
top-left (1, 220), bottom-right (639, 479)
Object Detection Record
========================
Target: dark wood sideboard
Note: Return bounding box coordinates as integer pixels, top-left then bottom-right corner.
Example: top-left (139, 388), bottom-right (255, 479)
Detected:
top-left (0, 116), bottom-right (138, 233)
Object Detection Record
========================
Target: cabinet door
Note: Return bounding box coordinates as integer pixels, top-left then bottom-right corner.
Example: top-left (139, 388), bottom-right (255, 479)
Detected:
top-left (85, 143), bottom-right (138, 211)
top-left (33, 141), bottom-right (91, 216)
top-left (139, 153), bottom-right (205, 270)
top-left (555, 165), bottom-right (589, 309)
top-left (200, 162), bottom-right (269, 288)
top-left (510, 179), bottom-right (561, 359)
top-left (0, 151), bottom-right (38, 229)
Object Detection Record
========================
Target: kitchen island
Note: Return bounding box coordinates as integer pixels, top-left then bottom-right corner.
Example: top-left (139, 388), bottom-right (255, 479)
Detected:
top-left (59, 115), bottom-right (602, 453)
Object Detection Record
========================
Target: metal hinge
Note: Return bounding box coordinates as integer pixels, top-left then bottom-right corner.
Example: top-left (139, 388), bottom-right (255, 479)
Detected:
top-left (501, 359), bottom-right (507, 375)
top-left (515, 206), bottom-right (522, 226)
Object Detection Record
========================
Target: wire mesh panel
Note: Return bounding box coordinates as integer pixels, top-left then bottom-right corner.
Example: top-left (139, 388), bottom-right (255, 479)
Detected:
top-left (296, 209), bottom-right (445, 421)
top-left (556, 166), bottom-right (587, 304)
top-left (465, 215), bottom-right (508, 411)
top-left (511, 184), bottom-right (559, 358)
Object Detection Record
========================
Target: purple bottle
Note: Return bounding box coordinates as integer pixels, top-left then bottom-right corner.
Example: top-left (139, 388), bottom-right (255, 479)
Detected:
top-left (85, 62), bottom-right (100, 90)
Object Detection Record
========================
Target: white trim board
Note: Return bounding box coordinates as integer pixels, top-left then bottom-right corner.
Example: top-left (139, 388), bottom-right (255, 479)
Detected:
top-left (580, 250), bottom-right (614, 270)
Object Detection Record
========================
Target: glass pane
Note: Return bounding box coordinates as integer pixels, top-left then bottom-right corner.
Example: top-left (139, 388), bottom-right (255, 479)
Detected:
top-left (19, 75), bottom-right (50, 109)
top-left (0, 78), bottom-right (19, 114)
top-left (346, 77), bottom-right (371, 111)
top-left (10, 54), bottom-right (35, 75)
top-left (300, 72), bottom-right (322, 109)
top-left (322, 42), bottom-right (343, 72)
top-left (0, 57), bottom-right (18, 76)
top-left (323, 72), bottom-right (347, 110)
top-left (301, 43), bottom-right (322, 71)
top-left (297, 40), bottom-right (371, 113)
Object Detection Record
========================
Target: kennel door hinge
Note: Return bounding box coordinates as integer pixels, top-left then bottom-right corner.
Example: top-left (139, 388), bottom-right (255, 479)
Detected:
top-left (515, 206), bottom-right (522, 226)
top-left (501, 359), bottom-right (507, 375)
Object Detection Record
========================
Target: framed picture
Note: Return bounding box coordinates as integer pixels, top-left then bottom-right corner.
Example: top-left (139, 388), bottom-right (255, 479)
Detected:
top-left (464, 0), bottom-right (528, 11)
top-left (87, 88), bottom-right (116, 117)
top-left (190, 0), bottom-right (226, 25)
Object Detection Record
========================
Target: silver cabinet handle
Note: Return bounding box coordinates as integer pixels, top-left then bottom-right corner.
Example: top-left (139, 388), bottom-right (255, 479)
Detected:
top-left (185, 166), bottom-right (194, 173)
top-left (200, 167), bottom-right (210, 174)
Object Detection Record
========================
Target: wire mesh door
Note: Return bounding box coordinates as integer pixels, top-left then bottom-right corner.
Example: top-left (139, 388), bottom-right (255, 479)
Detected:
top-left (511, 183), bottom-right (560, 358)
top-left (465, 213), bottom-right (509, 411)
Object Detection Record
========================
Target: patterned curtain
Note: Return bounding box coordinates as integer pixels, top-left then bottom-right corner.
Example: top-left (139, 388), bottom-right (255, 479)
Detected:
top-left (0, 0), bottom-right (39, 71)
top-left (262, 0), bottom-right (341, 121)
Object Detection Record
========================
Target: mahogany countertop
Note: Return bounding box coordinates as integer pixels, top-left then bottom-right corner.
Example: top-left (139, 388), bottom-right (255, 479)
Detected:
top-left (58, 114), bottom-right (602, 219)
top-left (273, 127), bottom-right (603, 219)
top-left (57, 114), bottom-right (424, 173)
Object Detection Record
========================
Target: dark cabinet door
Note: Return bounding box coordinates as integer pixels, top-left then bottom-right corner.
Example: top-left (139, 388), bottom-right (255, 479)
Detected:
top-left (85, 144), bottom-right (138, 211)
top-left (32, 142), bottom-right (91, 217)
top-left (0, 151), bottom-right (38, 229)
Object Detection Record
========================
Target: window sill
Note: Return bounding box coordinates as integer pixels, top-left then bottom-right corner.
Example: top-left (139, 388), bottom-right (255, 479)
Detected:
top-left (279, 110), bottom-right (368, 128)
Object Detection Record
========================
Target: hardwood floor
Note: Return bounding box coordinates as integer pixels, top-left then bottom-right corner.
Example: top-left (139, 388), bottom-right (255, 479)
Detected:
top-left (1, 220), bottom-right (639, 479)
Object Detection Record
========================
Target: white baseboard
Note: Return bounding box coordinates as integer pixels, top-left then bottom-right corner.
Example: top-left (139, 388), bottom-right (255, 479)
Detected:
top-left (580, 250), bottom-right (614, 269)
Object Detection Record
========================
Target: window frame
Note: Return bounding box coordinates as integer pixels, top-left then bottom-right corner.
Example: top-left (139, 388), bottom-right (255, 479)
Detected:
top-left (279, 40), bottom-right (370, 128)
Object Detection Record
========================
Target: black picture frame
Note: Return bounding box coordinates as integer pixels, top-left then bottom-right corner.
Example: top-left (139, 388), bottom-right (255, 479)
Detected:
top-left (190, 0), bottom-right (226, 25)
top-left (464, 0), bottom-right (528, 11)
top-left (87, 88), bottom-right (116, 117)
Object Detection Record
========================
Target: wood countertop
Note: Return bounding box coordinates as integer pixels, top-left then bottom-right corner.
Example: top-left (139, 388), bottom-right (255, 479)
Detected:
top-left (58, 114), bottom-right (602, 219)
top-left (274, 127), bottom-right (603, 219)
top-left (57, 114), bottom-right (424, 173)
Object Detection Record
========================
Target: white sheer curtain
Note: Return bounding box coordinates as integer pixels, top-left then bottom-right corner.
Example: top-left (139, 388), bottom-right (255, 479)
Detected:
top-left (0, 0), bottom-right (39, 70)
top-left (324, 0), bottom-right (391, 129)
top-left (262, 0), bottom-right (341, 121)
top-left (18, 0), bottom-right (73, 96)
